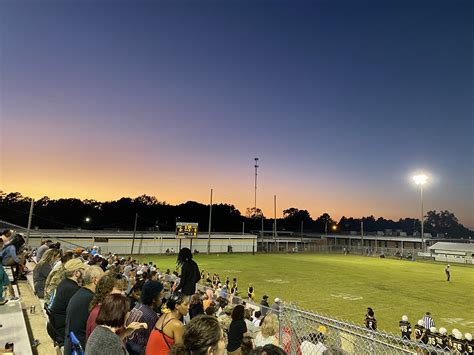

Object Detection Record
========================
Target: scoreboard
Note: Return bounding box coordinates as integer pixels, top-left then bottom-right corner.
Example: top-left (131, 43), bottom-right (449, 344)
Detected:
top-left (176, 222), bottom-right (198, 238)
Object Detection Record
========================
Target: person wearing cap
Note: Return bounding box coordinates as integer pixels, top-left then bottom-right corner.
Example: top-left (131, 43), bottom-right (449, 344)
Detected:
top-left (270, 298), bottom-right (281, 315)
top-left (399, 315), bottom-right (412, 340)
top-left (218, 304), bottom-right (234, 334)
top-left (47, 258), bottom-right (87, 346)
top-left (91, 246), bottom-right (99, 256)
top-left (260, 295), bottom-right (270, 316)
top-left (63, 265), bottom-right (104, 355)
top-left (44, 251), bottom-right (75, 305)
top-left (125, 280), bottom-right (164, 355)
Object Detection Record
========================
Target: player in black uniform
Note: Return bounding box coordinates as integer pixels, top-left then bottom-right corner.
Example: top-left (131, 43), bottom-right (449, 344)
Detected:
top-left (414, 319), bottom-right (427, 344)
top-left (364, 307), bottom-right (377, 330)
top-left (425, 327), bottom-right (440, 354)
top-left (450, 331), bottom-right (465, 354)
top-left (398, 315), bottom-right (412, 340)
top-left (464, 333), bottom-right (473, 355)
top-left (435, 327), bottom-right (449, 350)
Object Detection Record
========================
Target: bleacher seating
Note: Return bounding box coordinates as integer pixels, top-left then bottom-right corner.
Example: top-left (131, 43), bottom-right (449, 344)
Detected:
top-left (0, 267), bottom-right (33, 355)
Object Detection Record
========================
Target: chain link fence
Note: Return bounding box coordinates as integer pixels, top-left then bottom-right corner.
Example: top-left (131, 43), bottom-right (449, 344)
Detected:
top-left (196, 282), bottom-right (452, 355)
top-left (278, 304), bottom-right (451, 355)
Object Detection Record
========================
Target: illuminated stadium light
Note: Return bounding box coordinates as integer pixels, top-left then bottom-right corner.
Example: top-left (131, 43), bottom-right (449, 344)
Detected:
top-left (413, 174), bottom-right (428, 185)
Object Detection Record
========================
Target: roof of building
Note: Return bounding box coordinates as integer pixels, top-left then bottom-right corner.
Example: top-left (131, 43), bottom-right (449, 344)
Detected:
top-left (429, 242), bottom-right (474, 253)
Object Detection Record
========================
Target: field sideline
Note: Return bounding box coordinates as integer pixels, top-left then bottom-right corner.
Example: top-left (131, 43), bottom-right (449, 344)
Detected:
top-left (135, 253), bottom-right (474, 334)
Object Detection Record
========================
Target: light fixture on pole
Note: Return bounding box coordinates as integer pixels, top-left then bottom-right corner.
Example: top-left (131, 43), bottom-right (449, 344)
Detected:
top-left (254, 157), bottom-right (259, 210)
top-left (413, 174), bottom-right (428, 252)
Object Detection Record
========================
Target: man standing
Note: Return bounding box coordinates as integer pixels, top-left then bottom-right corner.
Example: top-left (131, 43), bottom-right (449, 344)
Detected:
top-left (260, 295), bottom-right (270, 316)
top-left (445, 265), bottom-right (451, 281)
top-left (423, 312), bottom-right (435, 330)
top-left (63, 266), bottom-right (104, 355)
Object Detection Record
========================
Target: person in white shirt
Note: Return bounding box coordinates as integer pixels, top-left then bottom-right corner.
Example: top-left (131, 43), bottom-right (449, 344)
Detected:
top-left (252, 311), bottom-right (263, 327)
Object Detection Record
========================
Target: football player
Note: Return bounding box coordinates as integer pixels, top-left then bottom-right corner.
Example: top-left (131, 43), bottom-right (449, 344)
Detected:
top-left (399, 315), bottom-right (412, 340)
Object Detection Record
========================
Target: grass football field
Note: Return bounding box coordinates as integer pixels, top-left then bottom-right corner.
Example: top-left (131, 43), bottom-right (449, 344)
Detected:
top-left (135, 253), bottom-right (474, 334)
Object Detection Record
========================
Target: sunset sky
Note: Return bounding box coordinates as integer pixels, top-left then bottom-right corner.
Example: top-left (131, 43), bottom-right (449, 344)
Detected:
top-left (1, 0), bottom-right (472, 228)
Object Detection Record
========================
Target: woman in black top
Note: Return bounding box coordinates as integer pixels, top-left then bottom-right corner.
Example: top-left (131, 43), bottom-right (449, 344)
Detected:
top-left (175, 248), bottom-right (200, 296)
top-left (227, 305), bottom-right (247, 354)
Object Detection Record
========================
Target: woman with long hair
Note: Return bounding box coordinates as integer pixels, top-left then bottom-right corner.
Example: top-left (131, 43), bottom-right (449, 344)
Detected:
top-left (227, 304), bottom-right (248, 355)
top-left (33, 248), bottom-right (61, 298)
top-left (170, 315), bottom-right (225, 355)
top-left (254, 314), bottom-right (279, 347)
top-left (175, 248), bottom-right (200, 296)
top-left (145, 292), bottom-right (190, 354)
top-left (86, 273), bottom-right (128, 340)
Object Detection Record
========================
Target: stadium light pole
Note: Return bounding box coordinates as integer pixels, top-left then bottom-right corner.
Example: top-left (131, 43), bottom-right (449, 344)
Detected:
top-left (254, 158), bottom-right (259, 209)
top-left (413, 174), bottom-right (428, 252)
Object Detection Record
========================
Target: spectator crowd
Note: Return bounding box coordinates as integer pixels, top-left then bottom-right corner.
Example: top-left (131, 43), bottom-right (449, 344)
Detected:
top-left (1, 228), bottom-right (473, 355)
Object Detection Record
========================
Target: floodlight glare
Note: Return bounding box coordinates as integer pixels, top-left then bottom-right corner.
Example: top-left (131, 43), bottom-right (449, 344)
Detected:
top-left (413, 174), bottom-right (428, 185)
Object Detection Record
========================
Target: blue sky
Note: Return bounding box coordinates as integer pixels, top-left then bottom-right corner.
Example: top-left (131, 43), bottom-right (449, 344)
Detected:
top-left (1, 0), bottom-right (473, 228)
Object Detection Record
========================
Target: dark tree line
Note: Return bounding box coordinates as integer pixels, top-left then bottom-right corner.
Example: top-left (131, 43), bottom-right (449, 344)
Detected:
top-left (0, 191), bottom-right (471, 238)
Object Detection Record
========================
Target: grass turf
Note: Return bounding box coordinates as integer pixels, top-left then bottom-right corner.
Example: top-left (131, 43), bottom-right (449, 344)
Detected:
top-left (135, 253), bottom-right (474, 334)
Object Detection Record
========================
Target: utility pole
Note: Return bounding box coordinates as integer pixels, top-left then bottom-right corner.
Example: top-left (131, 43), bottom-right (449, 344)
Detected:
top-left (207, 188), bottom-right (213, 254)
top-left (130, 213), bottom-right (138, 255)
top-left (26, 198), bottom-right (34, 246)
top-left (273, 195), bottom-right (277, 251)
top-left (300, 220), bottom-right (304, 252)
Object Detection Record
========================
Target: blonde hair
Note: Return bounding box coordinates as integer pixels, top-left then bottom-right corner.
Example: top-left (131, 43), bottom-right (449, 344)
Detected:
top-left (261, 313), bottom-right (279, 337)
top-left (39, 249), bottom-right (61, 265)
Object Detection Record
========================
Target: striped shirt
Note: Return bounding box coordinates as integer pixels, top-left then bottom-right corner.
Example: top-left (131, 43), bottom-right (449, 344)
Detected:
top-left (423, 315), bottom-right (435, 329)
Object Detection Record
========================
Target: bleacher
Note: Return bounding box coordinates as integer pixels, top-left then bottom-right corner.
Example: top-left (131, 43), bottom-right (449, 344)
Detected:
top-left (0, 266), bottom-right (33, 355)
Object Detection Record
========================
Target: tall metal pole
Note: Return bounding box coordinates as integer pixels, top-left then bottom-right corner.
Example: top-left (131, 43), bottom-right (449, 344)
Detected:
top-left (420, 185), bottom-right (424, 252)
top-left (26, 198), bottom-right (34, 246)
top-left (261, 216), bottom-right (264, 252)
top-left (300, 220), bottom-right (303, 251)
top-left (361, 221), bottom-right (364, 248)
top-left (207, 188), bottom-right (213, 254)
top-left (242, 222), bottom-right (245, 235)
top-left (273, 195), bottom-right (277, 251)
top-left (254, 158), bottom-right (259, 209)
top-left (130, 212), bottom-right (138, 255)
